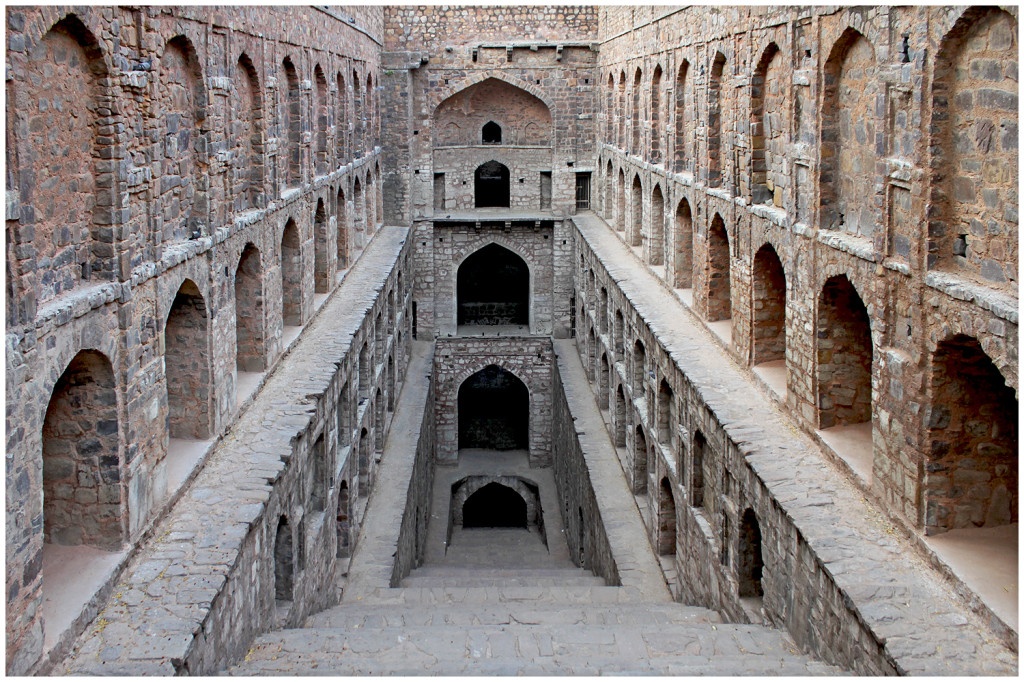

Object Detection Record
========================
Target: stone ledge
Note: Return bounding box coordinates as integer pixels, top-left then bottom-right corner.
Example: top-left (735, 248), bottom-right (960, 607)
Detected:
top-left (925, 270), bottom-right (1018, 324)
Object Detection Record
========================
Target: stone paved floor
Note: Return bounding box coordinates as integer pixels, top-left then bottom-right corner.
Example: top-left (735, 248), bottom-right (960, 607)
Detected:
top-left (573, 214), bottom-right (1018, 675)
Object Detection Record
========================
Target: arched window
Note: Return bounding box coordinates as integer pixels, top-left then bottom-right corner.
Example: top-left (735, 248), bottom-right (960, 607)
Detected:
top-left (482, 121), bottom-right (502, 144)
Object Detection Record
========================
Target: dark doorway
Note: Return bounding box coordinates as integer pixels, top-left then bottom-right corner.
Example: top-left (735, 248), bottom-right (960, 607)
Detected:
top-left (475, 160), bottom-right (510, 207)
top-left (457, 243), bottom-right (529, 326)
top-left (458, 365), bottom-right (529, 450)
top-left (463, 482), bottom-right (527, 528)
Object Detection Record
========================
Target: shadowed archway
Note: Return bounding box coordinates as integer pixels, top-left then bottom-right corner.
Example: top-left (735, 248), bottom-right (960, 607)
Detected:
top-left (457, 243), bottom-right (529, 326)
top-left (458, 364), bottom-right (529, 450)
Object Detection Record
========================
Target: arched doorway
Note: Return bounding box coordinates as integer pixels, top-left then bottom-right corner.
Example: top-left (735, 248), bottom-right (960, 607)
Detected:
top-left (458, 365), bottom-right (529, 450)
top-left (457, 243), bottom-right (529, 326)
top-left (474, 160), bottom-right (510, 207)
top-left (463, 482), bottom-right (527, 528)
top-left (816, 275), bottom-right (872, 428)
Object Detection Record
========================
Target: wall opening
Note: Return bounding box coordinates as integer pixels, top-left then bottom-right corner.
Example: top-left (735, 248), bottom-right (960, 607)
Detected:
top-left (474, 160), bottom-right (510, 208)
top-left (282, 57), bottom-right (300, 188)
top-left (336, 480), bottom-right (350, 558)
top-left (634, 425), bottom-right (648, 495)
top-left (692, 430), bottom-right (706, 507)
top-left (707, 214), bottom-right (731, 321)
top-left (358, 426), bottom-right (370, 495)
top-left (433, 173), bottom-right (445, 211)
top-left (674, 198), bottom-right (693, 288)
top-left (674, 60), bottom-right (689, 173)
top-left (631, 174), bottom-right (643, 247)
top-left (708, 52), bottom-right (726, 188)
top-left (658, 477), bottom-right (677, 556)
top-left (274, 516), bottom-right (294, 603)
top-left (457, 243), bottom-right (529, 326)
top-left (314, 64), bottom-right (328, 175)
top-left (336, 186), bottom-right (348, 269)
top-left (631, 67), bottom-right (642, 153)
top-left (235, 243), bottom-right (266, 372)
top-left (42, 349), bottom-right (123, 549)
top-left (738, 508), bottom-right (764, 598)
top-left (650, 183), bottom-right (665, 265)
top-left (925, 335), bottom-right (1017, 533)
top-left (313, 198), bottom-right (329, 293)
top-left (281, 219), bottom-right (302, 326)
top-left (540, 171), bottom-right (552, 210)
top-left (463, 482), bottom-right (527, 528)
top-left (752, 244), bottom-right (787, 364)
top-left (165, 279), bottom-right (210, 439)
top-left (657, 379), bottom-right (673, 444)
top-left (751, 44), bottom-right (782, 206)
top-left (816, 275), bottom-right (872, 428)
top-left (458, 364), bottom-right (529, 450)
top-left (821, 29), bottom-right (877, 236)
top-left (651, 65), bottom-right (663, 163)
top-left (599, 353), bottom-right (610, 409)
top-left (614, 385), bottom-right (627, 447)
top-left (482, 121), bottom-right (501, 144)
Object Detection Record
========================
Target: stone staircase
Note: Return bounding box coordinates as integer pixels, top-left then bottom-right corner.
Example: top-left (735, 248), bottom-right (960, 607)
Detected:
top-left (228, 551), bottom-right (845, 677)
top-left (227, 592), bottom-right (843, 676)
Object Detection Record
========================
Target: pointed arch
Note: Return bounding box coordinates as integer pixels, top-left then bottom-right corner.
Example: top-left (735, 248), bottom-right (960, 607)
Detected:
top-left (457, 242), bottom-right (529, 326)
top-left (282, 56), bottom-right (301, 187)
top-left (234, 53), bottom-right (264, 210)
top-left (816, 275), bottom-right (872, 428)
top-left (314, 198), bottom-right (329, 292)
top-left (313, 64), bottom-right (328, 175)
top-left (458, 365), bottom-right (530, 450)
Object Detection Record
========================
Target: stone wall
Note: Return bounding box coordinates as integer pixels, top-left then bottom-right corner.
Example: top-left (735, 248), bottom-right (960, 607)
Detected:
top-left (381, 5), bottom-right (597, 226)
top-left (433, 337), bottom-right (553, 467)
top-left (574, 223), bottom-right (897, 673)
top-left (423, 220), bottom-right (560, 335)
top-left (592, 5), bottom-right (1018, 539)
top-left (4, 6), bottom-right (390, 674)
top-left (389, 375), bottom-right (436, 586)
top-left (550, 358), bottom-right (620, 585)
top-left (59, 228), bottom-right (412, 676)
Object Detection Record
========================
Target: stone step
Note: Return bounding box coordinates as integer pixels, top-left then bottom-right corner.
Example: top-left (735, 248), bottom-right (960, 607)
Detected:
top-left (402, 573), bottom-right (607, 588)
top-left (228, 621), bottom-right (844, 676)
top-left (345, 584), bottom-right (654, 606)
top-left (404, 566), bottom-right (599, 578)
top-left (306, 600), bottom-right (723, 630)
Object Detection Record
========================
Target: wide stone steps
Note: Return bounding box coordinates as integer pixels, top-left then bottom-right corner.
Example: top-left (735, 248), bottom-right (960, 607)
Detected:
top-left (307, 600), bottom-right (723, 629)
top-left (228, 614), bottom-right (843, 676)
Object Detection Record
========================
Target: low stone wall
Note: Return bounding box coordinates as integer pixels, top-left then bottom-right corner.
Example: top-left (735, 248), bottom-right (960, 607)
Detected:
top-left (389, 376), bottom-right (437, 586)
top-left (550, 358), bottom-right (620, 585)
